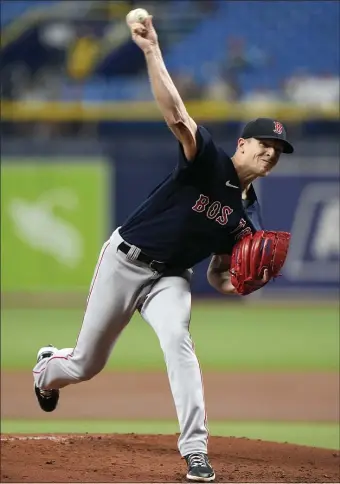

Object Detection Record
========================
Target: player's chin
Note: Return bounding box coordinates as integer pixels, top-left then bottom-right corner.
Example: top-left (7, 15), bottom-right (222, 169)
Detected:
top-left (257, 166), bottom-right (272, 177)
top-left (258, 161), bottom-right (274, 176)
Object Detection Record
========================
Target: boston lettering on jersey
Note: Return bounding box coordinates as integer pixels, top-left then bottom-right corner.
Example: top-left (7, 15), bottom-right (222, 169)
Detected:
top-left (119, 126), bottom-right (263, 269)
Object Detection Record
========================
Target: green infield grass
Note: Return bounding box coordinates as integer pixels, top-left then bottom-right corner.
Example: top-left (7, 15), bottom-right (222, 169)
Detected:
top-left (1, 304), bottom-right (339, 370)
top-left (1, 420), bottom-right (339, 450)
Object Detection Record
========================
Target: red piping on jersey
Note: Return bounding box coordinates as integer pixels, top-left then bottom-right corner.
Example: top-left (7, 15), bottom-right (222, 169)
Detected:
top-left (33, 241), bottom-right (111, 374)
top-left (189, 316), bottom-right (210, 447)
top-left (33, 355), bottom-right (71, 374)
top-left (70, 240), bottom-right (111, 357)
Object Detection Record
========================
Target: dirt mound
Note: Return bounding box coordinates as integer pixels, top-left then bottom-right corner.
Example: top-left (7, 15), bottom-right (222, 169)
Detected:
top-left (1, 434), bottom-right (339, 483)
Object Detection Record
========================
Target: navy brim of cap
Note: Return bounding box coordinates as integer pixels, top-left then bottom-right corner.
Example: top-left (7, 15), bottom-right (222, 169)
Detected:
top-left (255, 136), bottom-right (294, 154)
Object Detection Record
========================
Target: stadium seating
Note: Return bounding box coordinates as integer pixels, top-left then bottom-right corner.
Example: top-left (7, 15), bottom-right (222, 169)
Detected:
top-left (1, 0), bottom-right (59, 28)
top-left (164, 0), bottom-right (339, 92)
top-left (2, 1), bottom-right (339, 101)
top-left (79, 0), bottom-right (339, 101)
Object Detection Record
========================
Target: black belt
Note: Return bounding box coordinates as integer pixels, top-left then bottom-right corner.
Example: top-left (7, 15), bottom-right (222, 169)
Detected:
top-left (118, 242), bottom-right (167, 273)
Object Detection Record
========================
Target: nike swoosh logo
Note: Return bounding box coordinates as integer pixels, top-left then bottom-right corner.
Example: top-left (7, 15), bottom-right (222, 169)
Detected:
top-left (225, 180), bottom-right (239, 189)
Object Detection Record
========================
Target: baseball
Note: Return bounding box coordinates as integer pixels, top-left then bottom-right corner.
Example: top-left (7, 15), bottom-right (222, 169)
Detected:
top-left (126, 8), bottom-right (149, 25)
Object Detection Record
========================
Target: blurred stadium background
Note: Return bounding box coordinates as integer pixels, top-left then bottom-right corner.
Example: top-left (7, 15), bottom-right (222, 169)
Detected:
top-left (1, 0), bottom-right (339, 448)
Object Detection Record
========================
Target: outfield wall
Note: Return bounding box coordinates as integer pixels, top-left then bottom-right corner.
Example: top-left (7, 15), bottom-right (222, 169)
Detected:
top-left (1, 124), bottom-right (339, 300)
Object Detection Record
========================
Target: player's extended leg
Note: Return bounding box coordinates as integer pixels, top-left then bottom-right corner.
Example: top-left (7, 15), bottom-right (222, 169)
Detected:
top-left (140, 273), bottom-right (209, 456)
top-left (140, 274), bottom-right (215, 481)
top-left (33, 229), bottom-right (158, 392)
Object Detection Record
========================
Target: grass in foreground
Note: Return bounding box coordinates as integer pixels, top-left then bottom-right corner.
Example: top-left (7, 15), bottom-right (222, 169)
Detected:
top-left (1, 420), bottom-right (339, 450)
top-left (1, 304), bottom-right (339, 370)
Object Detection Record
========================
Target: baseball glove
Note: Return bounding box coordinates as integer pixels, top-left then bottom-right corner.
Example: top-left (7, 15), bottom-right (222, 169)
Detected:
top-left (230, 230), bottom-right (291, 295)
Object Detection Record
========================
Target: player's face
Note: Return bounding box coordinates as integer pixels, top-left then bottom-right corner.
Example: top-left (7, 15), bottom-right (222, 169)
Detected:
top-left (243, 138), bottom-right (283, 176)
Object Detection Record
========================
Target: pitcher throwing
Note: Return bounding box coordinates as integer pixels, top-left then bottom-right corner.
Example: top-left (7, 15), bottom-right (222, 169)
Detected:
top-left (33, 13), bottom-right (293, 482)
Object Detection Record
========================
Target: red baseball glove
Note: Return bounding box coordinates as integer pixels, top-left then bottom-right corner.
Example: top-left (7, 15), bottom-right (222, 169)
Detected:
top-left (230, 230), bottom-right (291, 295)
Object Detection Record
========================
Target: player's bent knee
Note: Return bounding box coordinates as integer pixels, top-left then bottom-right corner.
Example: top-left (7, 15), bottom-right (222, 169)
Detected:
top-left (159, 328), bottom-right (193, 355)
top-left (76, 363), bottom-right (104, 382)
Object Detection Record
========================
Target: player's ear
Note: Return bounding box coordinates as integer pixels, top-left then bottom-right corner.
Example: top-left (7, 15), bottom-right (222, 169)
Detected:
top-left (237, 138), bottom-right (246, 152)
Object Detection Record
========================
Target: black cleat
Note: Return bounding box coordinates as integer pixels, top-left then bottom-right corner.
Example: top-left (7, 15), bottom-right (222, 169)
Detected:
top-left (185, 453), bottom-right (215, 482)
top-left (34, 345), bottom-right (59, 412)
top-left (34, 385), bottom-right (59, 412)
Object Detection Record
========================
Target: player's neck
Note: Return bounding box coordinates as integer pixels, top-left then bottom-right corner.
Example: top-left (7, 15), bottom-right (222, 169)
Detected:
top-left (231, 155), bottom-right (258, 189)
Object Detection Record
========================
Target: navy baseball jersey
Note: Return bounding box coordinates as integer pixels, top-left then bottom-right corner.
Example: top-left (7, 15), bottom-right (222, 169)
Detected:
top-left (120, 126), bottom-right (264, 268)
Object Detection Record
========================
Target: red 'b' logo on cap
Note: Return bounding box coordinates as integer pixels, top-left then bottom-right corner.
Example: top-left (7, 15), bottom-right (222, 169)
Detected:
top-left (273, 121), bottom-right (283, 134)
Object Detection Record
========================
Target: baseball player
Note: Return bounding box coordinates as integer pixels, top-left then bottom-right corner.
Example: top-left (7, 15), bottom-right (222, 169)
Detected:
top-left (33, 15), bottom-right (294, 483)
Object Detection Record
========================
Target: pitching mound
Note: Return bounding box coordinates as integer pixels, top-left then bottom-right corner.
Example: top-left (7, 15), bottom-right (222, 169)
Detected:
top-left (1, 434), bottom-right (339, 483)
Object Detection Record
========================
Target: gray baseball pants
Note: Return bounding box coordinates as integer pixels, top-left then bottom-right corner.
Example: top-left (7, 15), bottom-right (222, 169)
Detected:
top-left (33, 227), bottom-right (209, 456)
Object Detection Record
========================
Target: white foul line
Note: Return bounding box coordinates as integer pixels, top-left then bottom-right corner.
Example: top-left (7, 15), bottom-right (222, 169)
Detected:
top-left (1, 435), bottom-right (69, 442)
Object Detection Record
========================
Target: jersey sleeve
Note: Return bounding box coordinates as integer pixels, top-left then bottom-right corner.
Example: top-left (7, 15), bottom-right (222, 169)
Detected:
top-left (176, 125), bottom-right (219, 172)
top-left (243, 185), bottom-right (264, 231)
top-left (244, 200), bottom-right (264, 231)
